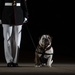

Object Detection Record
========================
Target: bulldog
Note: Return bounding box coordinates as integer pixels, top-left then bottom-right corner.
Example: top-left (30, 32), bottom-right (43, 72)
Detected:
top-left (35, 35), bottom-right (54, 67)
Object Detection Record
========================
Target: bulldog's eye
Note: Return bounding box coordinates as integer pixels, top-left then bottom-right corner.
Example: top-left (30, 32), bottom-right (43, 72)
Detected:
top-left (42, 38), bottom-right (45, 40)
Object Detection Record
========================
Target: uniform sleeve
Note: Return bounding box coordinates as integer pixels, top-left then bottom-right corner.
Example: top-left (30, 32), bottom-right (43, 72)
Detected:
top-left (0, 0), bottom-right (4, 20)
top-left (21, 0), bottom-right (29, 19)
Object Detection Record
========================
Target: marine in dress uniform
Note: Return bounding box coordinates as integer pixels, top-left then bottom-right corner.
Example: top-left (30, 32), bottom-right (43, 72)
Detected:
top-left (0, 0), bottom-right (28, 67)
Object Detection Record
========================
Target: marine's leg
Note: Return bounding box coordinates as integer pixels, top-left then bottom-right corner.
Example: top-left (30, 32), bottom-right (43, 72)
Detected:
top-left (13, 25), bottom-right (22, 66)
top-left (2, 24), bottom-right (13, 66)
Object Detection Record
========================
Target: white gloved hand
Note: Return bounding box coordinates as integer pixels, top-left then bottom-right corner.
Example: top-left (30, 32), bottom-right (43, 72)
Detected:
top-left (0, 20), bottom-right (2, 24)
top-left (23, 18), bottom-right (28, 23)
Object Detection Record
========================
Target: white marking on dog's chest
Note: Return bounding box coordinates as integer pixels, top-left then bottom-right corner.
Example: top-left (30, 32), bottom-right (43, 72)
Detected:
top-left (45, 47), bottom-right (53, 54)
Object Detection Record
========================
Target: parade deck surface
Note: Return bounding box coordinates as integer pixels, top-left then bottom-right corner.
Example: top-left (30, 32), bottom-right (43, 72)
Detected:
top-left (0, 63), bottom-right (75, 75)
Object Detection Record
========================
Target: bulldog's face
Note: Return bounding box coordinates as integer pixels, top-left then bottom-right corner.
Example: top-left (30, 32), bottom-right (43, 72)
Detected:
top-left (39, 35), bottom-right (52, 48)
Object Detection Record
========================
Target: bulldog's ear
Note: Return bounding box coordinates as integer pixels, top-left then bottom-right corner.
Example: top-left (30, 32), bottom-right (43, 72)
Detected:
top-left (38, 35), bottom-right (42, 40)
top-left (47, 35), bottom-right (53, 42)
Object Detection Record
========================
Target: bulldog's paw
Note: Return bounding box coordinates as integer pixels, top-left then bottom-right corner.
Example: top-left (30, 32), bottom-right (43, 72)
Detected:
top-left (47, 60), bottom-right (53, 67)
top-left (35, 65), bottom-right (42, 67)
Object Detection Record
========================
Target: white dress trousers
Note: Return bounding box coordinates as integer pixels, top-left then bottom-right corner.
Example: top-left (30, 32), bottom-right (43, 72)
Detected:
top-left (2, 24), bottom-right (22, 63)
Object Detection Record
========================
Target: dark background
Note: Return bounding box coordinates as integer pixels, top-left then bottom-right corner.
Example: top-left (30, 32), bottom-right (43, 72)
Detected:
top-left (0, 0), bottom-right (74, 63)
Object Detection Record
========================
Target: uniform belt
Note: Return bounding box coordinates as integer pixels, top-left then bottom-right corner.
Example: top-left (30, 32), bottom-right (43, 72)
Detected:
top-left (5, 3), bottom-right (21, 6)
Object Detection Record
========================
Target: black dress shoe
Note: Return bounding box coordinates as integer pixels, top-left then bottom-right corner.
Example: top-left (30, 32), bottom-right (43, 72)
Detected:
top-left (13, 63), bottom-right (18, 67)
top-left (7, 62), bottom-right (13, 67)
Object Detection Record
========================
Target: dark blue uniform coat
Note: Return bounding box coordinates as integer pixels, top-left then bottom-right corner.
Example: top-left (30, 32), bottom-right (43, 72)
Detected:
top-left (0, 0), bottom-right (28, 25)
